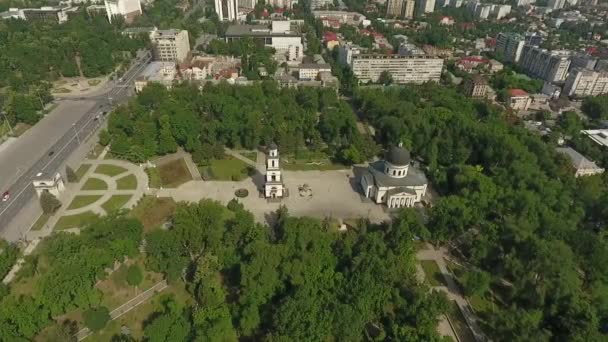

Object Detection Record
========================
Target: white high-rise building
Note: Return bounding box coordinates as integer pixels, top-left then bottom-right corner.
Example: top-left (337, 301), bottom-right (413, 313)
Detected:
top-left (264, 143), bottom-right (286, 199)
top-left (564, 68), bottom-right (608, 97)
top-left (215, 0), bottom-right (237, 21)
top-left (417, 0), bottom-right (435, 13)
top-left (387, 0), bottom-right (405, 17)
top-left (548, 0), bottom-right (566, 9)
top-left (104, 0), bottom-right (141, 23)
top-left (151, 29), bottom-right (191, 63)
top-left (350, 54), bottom-right (444, 84)
top-left (404, 0), bottom-right (415, 18)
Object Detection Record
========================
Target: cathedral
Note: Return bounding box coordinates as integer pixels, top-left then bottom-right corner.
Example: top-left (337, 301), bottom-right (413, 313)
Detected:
top-left (359, 144), bottom-right (427, 208)
top-left (264, 143), bottom-right (286, 198)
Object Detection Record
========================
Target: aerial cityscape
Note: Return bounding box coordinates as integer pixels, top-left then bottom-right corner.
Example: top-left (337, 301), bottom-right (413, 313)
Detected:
top-left (0, 0), bottom-right (607, 339)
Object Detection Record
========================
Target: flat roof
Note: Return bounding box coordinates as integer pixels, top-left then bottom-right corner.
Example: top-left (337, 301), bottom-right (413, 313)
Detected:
top-left (582, 129), bottom-right (608, 147)
top-left (139, 62), bottom-right (175, 81)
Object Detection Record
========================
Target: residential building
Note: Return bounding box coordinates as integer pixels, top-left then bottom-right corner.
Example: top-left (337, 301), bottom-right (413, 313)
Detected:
top-left (104, 0), bottom-right (141, 23)
top-left (338, 43), bottom-right (365, 66)
top-left (309, 0), bottom-right (333, 9)
top-left (506, 88), bottom-right (532, 111)
top-left (519, 46), bottom-right (571, 82)
top-left (525, 32), bottom-right (543, 46)
top-left (122, 26), bottom-right (157, 39)
top-left (456, 56), bottom-right (489, 72)
top-left (359, 144), bottom-right (428, 208)
top-left (488, 59), bottom-right (504, 73)
top-left (387, 0), bottom-right (405, 17)
top-left (548, 0), bottom-right (566, 9)
top-left (1, 6), bottom-right (77, 23)
top-left (350, 54), bottom-right (443, 84)
top-left (563, 68), bottom-right (608, 97)
top-left (151, 29), bottom-right (191, 63)
top-left (224, 21), bottom-right (304, 61)
top-left (417, 0), bottom-right (436, 14)
top-left (556, 147), bottom-right (605, 177)
top-left (404, 0), bottom-right (415, 18)
top-left (496, 33), bottom-right (525, 63)
top-left (467, 2), bottom-right (511, 20)
top-left (215, 0), bottom-right (237, 21)
top-left (312, 11), bottom-right (368, 26)
top-left (542, 82), bottom-right (561, 98)
top-left (239, 0), bottom-right (256, 8)
top-left (570, 53), bottom-right (598, 70)
top-left (323, 31), bottom-right (339, 50)
top-left (582, 129), bottom-right (608, 147)
top-left (299, 63), bottom-right (332, 80)
top-left (463, 75), bottom-right (488, 98)
top-left (398, 42), bottom-right (425, 56)
top-left (135, 62), bottom-right (177, 92)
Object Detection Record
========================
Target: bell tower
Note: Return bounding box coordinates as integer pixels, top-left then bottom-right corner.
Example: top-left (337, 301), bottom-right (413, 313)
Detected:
top-left (264, 143), bottom-right (285, 199)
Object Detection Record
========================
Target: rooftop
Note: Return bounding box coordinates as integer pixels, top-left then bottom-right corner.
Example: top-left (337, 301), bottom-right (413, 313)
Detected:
top-left (582, 129), bottom-right (608, 147)
top-left (556, 147), bottom-right (604, 170)
top-left (225, 24), bottom-right (300, 37)
top-left (508, 88), bottom-right (529, 97)
top-left (139, 62), bottom-right (176, 82)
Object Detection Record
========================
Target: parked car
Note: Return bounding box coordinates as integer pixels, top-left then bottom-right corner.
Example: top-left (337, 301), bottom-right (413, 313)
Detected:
top-left (2, 191), bottom-right (9, 202)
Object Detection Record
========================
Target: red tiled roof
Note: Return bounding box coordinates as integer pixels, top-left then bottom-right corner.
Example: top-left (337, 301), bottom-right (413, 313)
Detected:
top-left (459, 56), bottom-right (489, 63)
top-left (323, 31), bottom-right (338, 42)
top-left (508, 88), bottom-right (528, 97)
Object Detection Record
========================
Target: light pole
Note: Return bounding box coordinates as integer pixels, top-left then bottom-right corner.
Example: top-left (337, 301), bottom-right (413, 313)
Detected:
top-left (72, 123), bottom-right (80, 145)
top-left (0, 111), bottom-right (14, 136)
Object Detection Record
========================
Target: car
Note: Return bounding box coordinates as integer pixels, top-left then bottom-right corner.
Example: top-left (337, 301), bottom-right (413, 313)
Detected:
top-left (48, 151), bottom-right (54, 156)
top-left (2, 191), bottom-right (9, 202)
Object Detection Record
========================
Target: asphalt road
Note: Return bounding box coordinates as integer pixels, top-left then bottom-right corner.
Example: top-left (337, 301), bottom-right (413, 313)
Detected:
top-left (0, 51), bottom-right (152, 235)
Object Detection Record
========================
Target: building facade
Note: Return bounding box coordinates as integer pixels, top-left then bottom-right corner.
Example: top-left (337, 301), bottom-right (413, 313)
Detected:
top-left (519, 46), bottom-right (570, 82)
top-left (386, 0), bottom-right (405, 17)
top-left (506, 89), bottom-right (531, 111)
top-left (463, 75), bottom-right (488, 98)
top-left (359, 145), bottom-right (427, 209)
top-left (496, 32), bottom-right (525, 63)
top-left (151, 29), bottom-right (191, 63)
top-left (264, 143), bottom-right (286, 199)
top-left (225, 22), bottom-right (303, 61)
top-left (404, 0), bottom-right (415, 18)
top-left (556, 147), bottom-right (605, 177)
top-left (350, 54), bottom-right (443, 84)
top-left (563, 68), bottom-right (608, 97)
top-left (417, 0), bottom-right (436, 14)
top-left (104, 0), bottom-right (141, 23)
top-left (215, 0), bottom-right (237, 21)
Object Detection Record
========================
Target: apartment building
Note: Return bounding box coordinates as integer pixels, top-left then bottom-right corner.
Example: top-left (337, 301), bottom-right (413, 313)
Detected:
top-left (506, 89), bottom-right (531, 111)
top-left (570, 53), bottom-right (598, 70)
top-left (299, 63), bottom-right (332, 80)
top-left (563, 68), bottom-right (608, 97)
top-left (151, 29), bottom-right (191, 63)
top-left (519, 46), bottom-right (570, 82)
top-left (417, 0), bottom-right (436, 14)
top-left (496, 33), bottom-right (525, 63)
top-left (463, 75), bottom-right (489, 98)
top-left (386, 0), bottom-right (405, 17)
top-left (309, 0), bottom-right (333, 9)
top-left (548, 0), bottom-right (566, 9)
top-left (215, 0), bottom-right (237, 21)
top-left (104, 0), bottom-right (141, 23)
top-left (404, 0), bottom-right (415, 18)
top-left (135, 62), bottom-right (177, 92)
top-left (225, 21), bottom-right (303, 61)
top-left (350, 54), bottom-right (443, 84)
top-left (1, 6), bottom-right (78, 23)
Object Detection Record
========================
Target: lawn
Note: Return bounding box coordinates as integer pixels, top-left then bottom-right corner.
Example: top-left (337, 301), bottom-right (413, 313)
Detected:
top-left (130, 196), bottom-right (176, 231)
top-left (145, 167), bottom-right (161, 188)
top-left (281, 150), bottom-right (347, 171)
top-left (75, 164), bottom-right (91, 180)
top-left (116, 174), bottom-right (138, 190)
top-left (67, 195), bottom-right (102, 210)
top-left (87, 79), bottom-right (102, 86)
top-left (95, 164), bottom-right (128, 177)
top-left (81, 177), bottom-right (108, 190)
top-left (207, 156), bottom-right (251, 181)
top-left (157, 158), bottom-right (192, 188)
top-left (239, 151), bottom-right (258, 162)
top-left (420, 260), bottom-right (446, 287)
top-left (30, 214), bottom-right (51, 231)
top-left (101, 195), bottom-right (132, 213)
top-left (54, 211), bottom-right (98, 230)
top-left (447, 301), bottom-right (476, 342)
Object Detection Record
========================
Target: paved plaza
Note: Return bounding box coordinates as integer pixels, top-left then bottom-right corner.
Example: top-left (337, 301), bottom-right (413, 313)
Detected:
top-left (157, 168), bottom-right (391, 224)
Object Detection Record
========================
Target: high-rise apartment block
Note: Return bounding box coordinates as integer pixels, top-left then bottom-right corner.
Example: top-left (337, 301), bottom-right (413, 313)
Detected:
top-left (104, 0), bottom-right (141, 23)
top-left (404, 0), bottom-right (415, 18)
top-left (151, 29), bottom-right (191, 63)
top-left (417, 0), bottom-right (435, 14)
top-left (563, 68), bottom-right (608, 97)
top-left (215, 0), bottom-right (237, 20)
top-left (496, 33), bottom-right (525, 63)
top-left (519, 46), bottom-right (570, 82)
top-left (386, 0), bottom-right (405, 17)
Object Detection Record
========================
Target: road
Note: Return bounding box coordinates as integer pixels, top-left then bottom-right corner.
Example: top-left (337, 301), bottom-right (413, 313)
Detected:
top-left (0, 50), bottom-right (152, 238)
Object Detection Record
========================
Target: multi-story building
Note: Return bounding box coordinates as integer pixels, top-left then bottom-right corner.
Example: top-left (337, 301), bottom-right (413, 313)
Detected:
top-left (299, 63), bottom-right (332, 80)
top-left (215, 0), bottom-right (237, 21)
top-left (104, 0), bottom-right (141, 23)
top-left (350, 54), bottom-right (443, 84)
top-left (468, 2), bottom-right (511, 20)
top-left (386, 0), bottom-right (405, 17)
top-left (563, 68), bottom-right (608, 97)
top-left (556, 147), bottom-right (605, 177)
top-left (506, 89), bottom-right (531, 111)
top-left (417, 0), bottom-right (435, 14)
top-left (404, 0), bottom-right (415, 18)
top-left (338, 43), bottom-right (365, 66)
top-left (525, 32), bottom-right (543, 46)
top-left (463, 75), bottom-right (488, 98)
top-left (151, 29), bottom-right (191, 63)
top-left (224, 21), bottom-right (304, 61)
top-left (1, 6), bottom-right (78, 23)
top-left (496, 33), bottom-right (525, 63)
top-left (312, 10), bottom-right (368, 26)
top-left (309, 0), bottom-right (333, 9)
top-left (519, 46), bottom-right (571, 82)
top-left (548, 0), bottom-right (566, 9)
top-left (135, 62), bottom-right (177, 92)
top-left (570, 53), bottom-right (598, 70)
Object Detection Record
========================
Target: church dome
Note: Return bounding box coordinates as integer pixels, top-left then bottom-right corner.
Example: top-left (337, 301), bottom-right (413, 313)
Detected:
top-left (268, 142), bottom-right (278, 150)
top-left (387, 145), bottom-right (411, 166)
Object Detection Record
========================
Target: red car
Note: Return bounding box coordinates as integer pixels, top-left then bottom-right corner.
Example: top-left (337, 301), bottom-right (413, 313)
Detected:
top-left (2, 191), bottom-right (9, 202)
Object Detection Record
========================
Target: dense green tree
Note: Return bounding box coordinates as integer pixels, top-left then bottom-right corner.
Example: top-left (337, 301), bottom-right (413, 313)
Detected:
top-left (126, 265), bottom-right (143, 287)
top-left (40, 191), bottom-right (62, 214)
top-left (83, 306), bottom-right (110, 332)
top-left (143, 297), bottom-right (191, 342)
top-left (66, 166), bottom-right (78, 183)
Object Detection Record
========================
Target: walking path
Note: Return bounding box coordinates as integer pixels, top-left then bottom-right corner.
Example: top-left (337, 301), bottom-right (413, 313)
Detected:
top-left (224, 148), bottom-right (258, 170)
top-left (75, 280), bottom-right (169, 341)
top-left (416, 244), bottom-right (488, 342)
